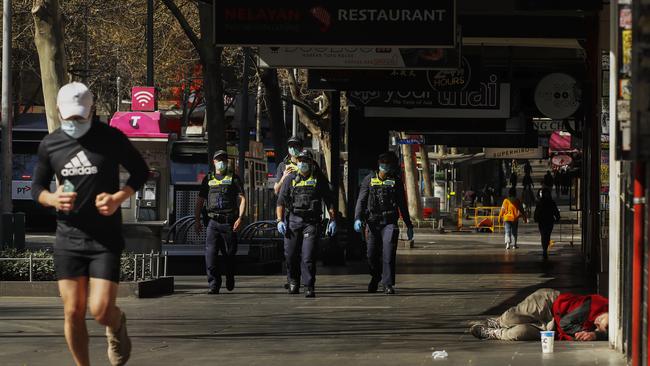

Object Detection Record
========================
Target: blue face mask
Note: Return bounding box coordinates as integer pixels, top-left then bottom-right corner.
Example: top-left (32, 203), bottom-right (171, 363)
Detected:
top-left (215, 161), bottom-right (226, 173)
top-left (288, 147), bottom-right (300, 157)
top-left (61, 118), bottom-right (91, 139)
top-left (297, 162), bottom-right (310, 173)
top-left (379, 164), bottom-right (391, 173)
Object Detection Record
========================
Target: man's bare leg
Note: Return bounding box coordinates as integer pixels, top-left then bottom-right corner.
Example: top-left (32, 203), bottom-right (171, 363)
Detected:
top-left (89, 278), bottom-right (130, 366)
top-left (58, 277), bottom-right (90, 366)
top-left (88, 278), bottom-right (121, 329)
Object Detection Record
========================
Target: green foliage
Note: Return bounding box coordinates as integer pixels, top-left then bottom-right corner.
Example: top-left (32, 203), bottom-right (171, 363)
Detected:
top-left (0, 249), bottom-right (140, 282)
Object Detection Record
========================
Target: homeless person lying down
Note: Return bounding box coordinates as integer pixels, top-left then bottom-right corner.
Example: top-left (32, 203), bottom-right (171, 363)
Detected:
top-left (470, 288), bottom-right (608, 341)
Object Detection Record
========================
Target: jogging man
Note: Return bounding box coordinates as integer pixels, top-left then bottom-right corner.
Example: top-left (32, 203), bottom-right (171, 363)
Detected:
top-left (32, 82), bottom-right (149, 366)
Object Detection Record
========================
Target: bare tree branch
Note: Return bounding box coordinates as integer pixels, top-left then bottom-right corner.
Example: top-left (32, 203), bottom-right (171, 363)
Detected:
top-left (160, 0), bottom-right (204, 64)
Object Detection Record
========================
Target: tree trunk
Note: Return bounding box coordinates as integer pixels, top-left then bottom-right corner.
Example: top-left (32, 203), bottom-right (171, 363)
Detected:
top-left (198, 3), bottom-right (225, 159)
top-left (32, 0), bottom-right (67, 132)
top-left (259, 68), bottom-right (287, 159)
top-left (420, 145), bottom-right (433, 197)
top-left (401, 132), bottom-right (422, 220)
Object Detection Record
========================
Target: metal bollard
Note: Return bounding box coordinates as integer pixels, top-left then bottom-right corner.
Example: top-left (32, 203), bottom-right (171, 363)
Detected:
top-left (149, 250), bottom-right (154, 279)
top-left (164, 250), bottom-right (168, 277)
top-left (141, 254), bottom-right (145, 280)
top-left (155, 252), bottom-right (160, 278)
top-left (28, 254), bottom-right (33, 282)
top-left (133, 255), bottom-right (138, 282)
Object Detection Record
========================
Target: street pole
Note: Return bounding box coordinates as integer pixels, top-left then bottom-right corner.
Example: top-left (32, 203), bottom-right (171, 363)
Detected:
top-left (146, 0), bottom-right (154, 87)
top-left (2, 0), bottom-right (13, 214)
top-left (1, 0), bottom-right (14, 248)
top-left (291, 69), bottom-right (298, 136)
top-left (239, 48), bottom-right (251, 181)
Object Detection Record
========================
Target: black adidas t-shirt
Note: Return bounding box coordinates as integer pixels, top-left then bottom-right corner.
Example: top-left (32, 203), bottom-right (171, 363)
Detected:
top-left (31, 121), bottom-right (149, 246)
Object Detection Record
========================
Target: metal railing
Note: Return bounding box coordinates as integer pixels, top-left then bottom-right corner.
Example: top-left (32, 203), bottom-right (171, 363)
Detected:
top-left (0, 251), bottom-right (169, 282)
top-left (132, 251), bottom-right (169, 281)
top-left (456, 206), bottom-right (505, 233)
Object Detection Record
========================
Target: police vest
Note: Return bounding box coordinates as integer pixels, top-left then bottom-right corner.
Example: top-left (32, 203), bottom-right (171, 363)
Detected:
top-left (207, 174), bottom-right (237, 216)
top-left (368, 173), bottom-right (398, 223)
top-left (289, 174), bottom-right (322, 218)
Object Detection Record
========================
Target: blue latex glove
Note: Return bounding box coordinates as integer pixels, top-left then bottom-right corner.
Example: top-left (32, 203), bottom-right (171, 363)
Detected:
top-left (326, 220), bottom-right (337, 237)
top-left (407, 227), bottom-right (414, 241)
top-left (354, 219), bottom-right (363, 232)
top-left (277, 221), bottom-right (286, 235)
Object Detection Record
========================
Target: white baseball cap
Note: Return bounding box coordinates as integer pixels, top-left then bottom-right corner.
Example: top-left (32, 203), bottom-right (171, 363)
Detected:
top-left (57, 82), bottom-right (93, 119)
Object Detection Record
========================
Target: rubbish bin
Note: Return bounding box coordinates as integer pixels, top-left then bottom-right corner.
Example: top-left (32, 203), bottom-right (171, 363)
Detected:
top-left (421, 197), bottom-right (441, 220)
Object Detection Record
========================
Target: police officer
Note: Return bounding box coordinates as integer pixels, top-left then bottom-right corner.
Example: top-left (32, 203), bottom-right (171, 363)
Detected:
top-left (195, 150), bottom-right (246, 294)
top-left (354, 152), bottom-right (414, 295)
top-left (276, 149), bottom-right (337, 298)
top-left (273, 136), bottom-right (304, 194)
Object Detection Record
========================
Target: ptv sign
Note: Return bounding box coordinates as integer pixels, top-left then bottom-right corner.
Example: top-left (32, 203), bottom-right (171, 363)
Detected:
top-left (214, 0), bottom-right (456, 47)
top-left (131, 87), bottom-right (156, 112)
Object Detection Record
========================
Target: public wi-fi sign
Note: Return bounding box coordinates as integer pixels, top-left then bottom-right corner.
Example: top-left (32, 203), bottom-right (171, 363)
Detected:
top-left (131, 86), bottom-right (156, 111)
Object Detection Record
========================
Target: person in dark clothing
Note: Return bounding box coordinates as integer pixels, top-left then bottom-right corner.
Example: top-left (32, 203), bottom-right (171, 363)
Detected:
top-left (561, 168), bottom-right (572, 195)
top-left (354, 152), bottom-right (414, 295)
top-left (195, 150), bottom-right (246, 294)
top-left (534, 188), bottom-right (561, 260)
top-left (32, 82), bottom-right (149, 366)
top-left (470, 288), bottom-right (609, 341)
top-left (553, 170), bottom-right (561, 198)
top-left (543, 170), bottom-right (554, 188)
top-left (522, 173), bottom-right (533, 190)
top-left (276, 149), bottom-right (337, 298)
top-left (509, 171), bottom-right (518, 188)
top-left (523, 160), bottom-right (532, 176)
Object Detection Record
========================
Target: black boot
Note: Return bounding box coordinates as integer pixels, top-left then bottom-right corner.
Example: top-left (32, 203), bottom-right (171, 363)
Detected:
top-left (207, 287), bottom-right (220, 295)
top-left (305, 287), bottom-right (316, 298)
top-left (288, 283), bottom-right (300, 295)
top-left (384, 285), bottom-right (395, 295)
top-left (226, 275), bottom-right (235, 291)
top-left (368, 278), bottom-right (380, 293)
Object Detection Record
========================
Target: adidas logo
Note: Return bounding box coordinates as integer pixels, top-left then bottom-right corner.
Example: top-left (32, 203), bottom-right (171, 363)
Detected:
top-left (61, 151), bottom-right (98, 176)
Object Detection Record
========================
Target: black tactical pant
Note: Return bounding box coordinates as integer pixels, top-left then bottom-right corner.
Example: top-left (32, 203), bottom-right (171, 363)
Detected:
top-left (205, 219), bottom-right (238, 290)
top-left (366, 223), bottom-right (399, 286)
top-left (284, 217), bottom-right (320, 288)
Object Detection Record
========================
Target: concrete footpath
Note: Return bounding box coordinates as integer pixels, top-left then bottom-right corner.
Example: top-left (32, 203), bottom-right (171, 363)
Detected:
top-left (0, 223), bottom-right (624, 366)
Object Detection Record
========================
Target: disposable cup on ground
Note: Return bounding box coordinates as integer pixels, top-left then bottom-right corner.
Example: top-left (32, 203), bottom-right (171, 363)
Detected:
top-left (540, 330), bottom-right (555, 353)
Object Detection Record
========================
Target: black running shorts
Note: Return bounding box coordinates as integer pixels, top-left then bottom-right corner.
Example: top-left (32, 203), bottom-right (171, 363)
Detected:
top-left (53, 224), bottom-right (122, 283)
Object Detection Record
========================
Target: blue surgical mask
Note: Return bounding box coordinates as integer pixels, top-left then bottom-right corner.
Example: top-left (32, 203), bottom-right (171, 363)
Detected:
top-left (379, 164), bottom-right (391, 173)
top-left (288, 147), bottom-right (300, 157)
top-left (297, 162), bottom-right (310, 173)
top-left (215, 161), bottom-right (226, 173)
top-left (61, 118), bottom-right (91, 139)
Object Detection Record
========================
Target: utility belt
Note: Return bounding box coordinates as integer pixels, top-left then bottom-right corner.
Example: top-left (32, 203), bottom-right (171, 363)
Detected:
top-left (367, 210), bottom-right (398, 225)
top-left (290, 209), bottom-right (321, 223)
top-left (208, 212), bottom-right (236, 225)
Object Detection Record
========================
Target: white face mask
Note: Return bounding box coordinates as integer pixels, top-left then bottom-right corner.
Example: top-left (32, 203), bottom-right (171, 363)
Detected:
top-left (288, 147), bottom-right (300, 157)
top-left (297, 162), bottom-right (310, 173)
top-left (61, 118), bottom-right (92, 139)
top-left (215, 161), bottom-right (226, 173)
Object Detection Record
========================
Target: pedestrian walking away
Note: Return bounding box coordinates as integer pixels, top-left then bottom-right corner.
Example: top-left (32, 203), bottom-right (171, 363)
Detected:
top-left (470, 288), bottom-right (609, 341)
top-left (543, 170), bottom-right (554, 189)
top-left (31, 82), bottom-right (149, 366)
top-left (276, 149), bottom-right (337, 298)
top-left (195, 149), bottom-right (246, 294)
top-left (534, 188), bottom-right (561, 260)
top-left (499, 187), bottom-right (527, 249)
top-left (354, 152), bottom-right (414, 295)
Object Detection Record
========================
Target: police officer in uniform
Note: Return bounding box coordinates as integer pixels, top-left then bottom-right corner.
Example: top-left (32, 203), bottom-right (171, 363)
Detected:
top-left (274, 136), bottom-right (304, 194)
top-left (354, 152), bottom-right (414, 295)
top-left (276, 149), bottom-right (337, 298)
top-left (195, 150), bottom-right (246, 294)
